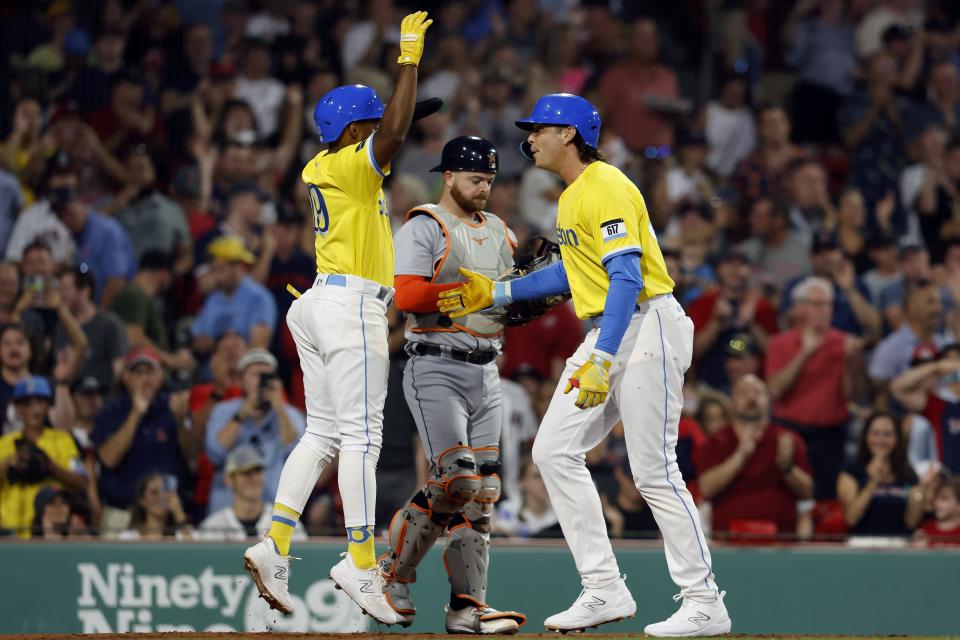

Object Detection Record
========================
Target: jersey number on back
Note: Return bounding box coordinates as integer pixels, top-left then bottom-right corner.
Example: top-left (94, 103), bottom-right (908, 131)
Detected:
top-left (308, 184), bottom-right (329, 234)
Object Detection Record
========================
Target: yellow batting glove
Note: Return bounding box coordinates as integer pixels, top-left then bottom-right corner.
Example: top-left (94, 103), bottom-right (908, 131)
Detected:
top-left (564, 354), bottom-right (612, 409)
top-left (437, 268), bottom-right (494, 318)
top-left (397, 11), bottom-right (433, 66)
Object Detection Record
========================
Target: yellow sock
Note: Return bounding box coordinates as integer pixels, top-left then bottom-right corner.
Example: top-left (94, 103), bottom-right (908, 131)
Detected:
top-left (268, 503), bottom-right (300, 556)
top-left (347, 526), bottom-right (376, 569)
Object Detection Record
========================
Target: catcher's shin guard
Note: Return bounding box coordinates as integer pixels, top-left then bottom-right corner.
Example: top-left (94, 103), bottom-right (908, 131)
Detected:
top-left (381, 491), bottom-right (446, 618)
top-left (442, 448), bottom-right (525, 628)
top-left (428, 445), bottom-right (482, 513)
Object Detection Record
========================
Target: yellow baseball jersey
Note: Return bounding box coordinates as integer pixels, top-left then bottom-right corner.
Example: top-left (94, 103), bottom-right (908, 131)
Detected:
top-left (0, 428), bottom-right (81, 538)
top-left (301, 134), bottom-right (394, 287)
top-left (555, 161), bottom-right (674, 319)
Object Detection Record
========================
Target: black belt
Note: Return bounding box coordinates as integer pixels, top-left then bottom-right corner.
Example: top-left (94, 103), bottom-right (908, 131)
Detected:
top-left (410, 343), bottom-right (497, 365)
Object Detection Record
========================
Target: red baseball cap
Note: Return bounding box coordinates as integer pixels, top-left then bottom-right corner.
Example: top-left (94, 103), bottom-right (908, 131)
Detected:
top-left (911, 343), bottom-right (939, 366)
top-left (124, 346), bottom-right (162, 370)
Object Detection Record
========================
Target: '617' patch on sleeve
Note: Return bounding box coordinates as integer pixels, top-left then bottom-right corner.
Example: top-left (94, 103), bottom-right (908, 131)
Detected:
top-left (600, 218), bottom-right (626, 242)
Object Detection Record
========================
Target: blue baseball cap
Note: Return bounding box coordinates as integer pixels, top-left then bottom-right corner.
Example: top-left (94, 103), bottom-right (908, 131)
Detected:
top-left (13, 376), bottom-right (53, 402)
top-left (515, 93), bottom-right (602, 157)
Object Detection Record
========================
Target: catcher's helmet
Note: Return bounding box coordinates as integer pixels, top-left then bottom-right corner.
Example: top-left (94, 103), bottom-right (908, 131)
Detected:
top-left (313, 84), bottom-right (385, 143)
top-left (430, 136), bottom-right (498, 173)
top-left (515, 93), bottom-right (601, 160)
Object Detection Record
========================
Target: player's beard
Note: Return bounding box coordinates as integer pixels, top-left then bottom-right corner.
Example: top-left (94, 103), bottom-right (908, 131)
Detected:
top-left (450, 183), bottom-right (487, 213)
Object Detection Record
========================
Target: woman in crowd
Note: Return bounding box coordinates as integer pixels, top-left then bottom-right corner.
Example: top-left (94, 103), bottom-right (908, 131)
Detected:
top-left (118, 472), bottom-right (192, 540)
top-left (836, 412), bottom-right (925, 536)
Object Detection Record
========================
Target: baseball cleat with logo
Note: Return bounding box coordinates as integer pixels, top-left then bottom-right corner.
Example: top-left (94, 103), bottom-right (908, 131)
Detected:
top-left (330, 552), bottom-right (405, 625)
top-left (643, 591), bottom-right (731, 637)
top-left (445, 603), bottom-right (527, 634)
top-left (543, 576), bottom-right (636, 632)
top-left (243, 537), bottom-right (294, 615)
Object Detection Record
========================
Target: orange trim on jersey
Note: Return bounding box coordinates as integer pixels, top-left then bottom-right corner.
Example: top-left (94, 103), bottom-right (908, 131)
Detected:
top-left (405, 207), bottom-right (452, 283)
top-left (460, 211), bottom-right (487, 229)
top-left (498, 217), bottom-right (517, 252)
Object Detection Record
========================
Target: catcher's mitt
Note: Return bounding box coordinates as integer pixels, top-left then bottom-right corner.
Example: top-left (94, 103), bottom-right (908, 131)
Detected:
top-left (501, 236), bottom-right (571, 326)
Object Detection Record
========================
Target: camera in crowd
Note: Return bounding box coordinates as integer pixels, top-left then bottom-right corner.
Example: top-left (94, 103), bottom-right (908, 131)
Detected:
top-left (257, 371), bottom-right (279, 413)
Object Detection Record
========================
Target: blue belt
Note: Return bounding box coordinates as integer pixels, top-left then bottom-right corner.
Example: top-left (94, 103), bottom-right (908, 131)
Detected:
top-left (323, 274), bottom-right (393, 303)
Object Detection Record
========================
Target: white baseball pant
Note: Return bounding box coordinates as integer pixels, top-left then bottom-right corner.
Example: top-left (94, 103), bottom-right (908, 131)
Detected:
top-left (532, 294), bottom-right (720, 600)
top-left (276, 274), bottom-right (392, 528)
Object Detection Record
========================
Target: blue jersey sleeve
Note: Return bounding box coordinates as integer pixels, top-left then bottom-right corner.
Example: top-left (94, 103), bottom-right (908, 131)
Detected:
top-left (594, 251), bottom-right (645, 357)
top-left (494, 260), bottom-right (570, 305)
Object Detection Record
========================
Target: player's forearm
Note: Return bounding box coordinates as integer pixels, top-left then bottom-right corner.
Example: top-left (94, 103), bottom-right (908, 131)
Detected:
top-left (394, 275), bottom-right (463, 313)
top-left (498, 261), bottom-right (570, 304)
top-left (374, 65), bottom-right (418, 164)
top-left (594, 253), bottom-right (644, 357)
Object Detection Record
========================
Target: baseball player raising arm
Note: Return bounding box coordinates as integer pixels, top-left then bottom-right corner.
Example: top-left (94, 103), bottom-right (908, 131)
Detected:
top-left (380, 136), bottom-right (526, 633)
top-left (439, 94), bottom-right (732, 637)
top-left (244, 11), bottom-right (433, 626)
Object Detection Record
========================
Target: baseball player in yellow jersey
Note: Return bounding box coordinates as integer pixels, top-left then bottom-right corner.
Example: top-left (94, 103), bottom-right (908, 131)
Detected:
top-left (243, 11), bottom-right (434, 626)
top-left (439, 94), bottom-right (732, 637)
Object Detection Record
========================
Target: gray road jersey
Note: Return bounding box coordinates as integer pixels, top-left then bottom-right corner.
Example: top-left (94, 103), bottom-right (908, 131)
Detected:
top-left (394, 206), bottom-right (514, 352)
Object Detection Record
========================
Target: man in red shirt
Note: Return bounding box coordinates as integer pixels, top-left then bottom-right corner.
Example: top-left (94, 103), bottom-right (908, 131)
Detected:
top-left (597, 18), bottom-right (680, 153)
top-left (764, 276), bottom-right (863, 499)
top-left (696, 374), bottom-right (813, 537)
top-left (689, 248), bottom-right (779, 392)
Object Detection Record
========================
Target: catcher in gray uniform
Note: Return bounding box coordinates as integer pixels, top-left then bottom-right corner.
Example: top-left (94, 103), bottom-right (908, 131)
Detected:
top-left (383, 136), bottom-right (527, 634)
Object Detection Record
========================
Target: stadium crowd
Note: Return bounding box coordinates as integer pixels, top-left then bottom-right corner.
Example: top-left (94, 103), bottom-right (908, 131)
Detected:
top-left (0, 0), bottom-right (959, 546)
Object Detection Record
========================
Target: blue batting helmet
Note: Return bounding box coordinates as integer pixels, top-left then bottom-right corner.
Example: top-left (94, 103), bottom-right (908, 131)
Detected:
top-left (313, 84), bottom-right (385, 143)
top-left (515, 93), bottom-right (601, 158)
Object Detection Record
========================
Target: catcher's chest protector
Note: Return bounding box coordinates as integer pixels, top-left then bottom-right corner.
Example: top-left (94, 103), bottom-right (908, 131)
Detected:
top-left (407, 204), bottom-right (514, 337)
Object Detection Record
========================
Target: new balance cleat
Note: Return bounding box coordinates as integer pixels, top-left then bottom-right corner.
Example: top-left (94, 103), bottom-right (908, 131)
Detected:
top-left (544, 575), bottom-right (636, 633)
top-left (243, 537), bottom-right (294, 615)
top-left (330, 552), bottom-right (404, 626)
top-left (644, 591), bottom-right (731, 637)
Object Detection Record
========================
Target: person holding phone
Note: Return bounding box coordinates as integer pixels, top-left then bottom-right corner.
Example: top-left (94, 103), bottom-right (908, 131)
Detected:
top-left (204, 348), bottom-right (304, 513)
top-left (92, 347), bottom-right (192, 534)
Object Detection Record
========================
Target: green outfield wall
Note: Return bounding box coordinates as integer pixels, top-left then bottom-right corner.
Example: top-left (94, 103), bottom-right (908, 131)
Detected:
top-left (0, 541), bottom-right (956, 635)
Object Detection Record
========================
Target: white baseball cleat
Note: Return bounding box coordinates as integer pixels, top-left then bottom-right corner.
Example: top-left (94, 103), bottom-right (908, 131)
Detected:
top-left (644, 591), bottom-right (732, 637)
top-left (445, 604), bottom-right (527, 634)
top-left (243, 537), bottom-right (294, 615)
top-left (329, 552), bottom-right (405, 625)
top-left (543, 575), bottom-right (637, 632)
